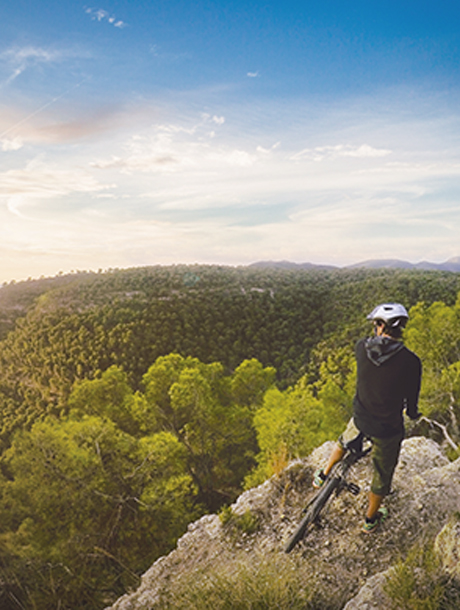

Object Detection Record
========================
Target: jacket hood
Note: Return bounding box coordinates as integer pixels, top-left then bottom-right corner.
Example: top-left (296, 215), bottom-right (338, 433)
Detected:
top-left (364, 336), bottom-right (404, 366)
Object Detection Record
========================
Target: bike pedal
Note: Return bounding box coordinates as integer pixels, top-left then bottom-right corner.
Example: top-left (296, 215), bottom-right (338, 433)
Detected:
top-left (347, 483), bottom-right (361, 495)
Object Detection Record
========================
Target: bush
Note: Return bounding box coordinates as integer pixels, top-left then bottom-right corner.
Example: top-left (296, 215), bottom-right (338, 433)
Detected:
top-left (384, 541), bottom-right (460, 610)
top-left (218, 506), bottom-right (260, 536)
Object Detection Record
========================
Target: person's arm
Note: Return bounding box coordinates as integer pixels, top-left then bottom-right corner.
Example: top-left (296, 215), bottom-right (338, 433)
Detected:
top-left (405, 356), bottom-right (422, 419)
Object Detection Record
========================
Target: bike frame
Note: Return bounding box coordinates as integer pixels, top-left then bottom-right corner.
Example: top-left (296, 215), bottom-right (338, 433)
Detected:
top-left (284, 440), bottom-right (372, 553)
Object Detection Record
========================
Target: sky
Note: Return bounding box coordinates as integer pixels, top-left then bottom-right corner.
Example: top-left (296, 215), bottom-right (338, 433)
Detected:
top-left (1, 0), bottom-right (460, 283)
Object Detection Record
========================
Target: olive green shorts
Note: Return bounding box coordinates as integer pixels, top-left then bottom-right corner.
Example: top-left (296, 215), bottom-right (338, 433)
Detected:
top-left (339, 418), bottom-right (403, 496)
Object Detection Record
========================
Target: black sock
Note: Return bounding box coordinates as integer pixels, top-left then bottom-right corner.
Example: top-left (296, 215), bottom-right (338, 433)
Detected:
top-left (365, 515), bottom-right (377, 524)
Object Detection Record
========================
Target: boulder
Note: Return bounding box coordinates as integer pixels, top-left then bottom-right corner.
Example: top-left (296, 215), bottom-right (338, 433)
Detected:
top-left (342, 569), bottom-right (394, 610)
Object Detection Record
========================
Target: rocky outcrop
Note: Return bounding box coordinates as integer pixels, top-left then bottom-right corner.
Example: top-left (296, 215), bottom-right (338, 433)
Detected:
top-left (434, 514), bottom-right (460, 579)
top-left (342, 569), bottom-right (395, 610)
top-left (106, 437), bottom-right (460, 610)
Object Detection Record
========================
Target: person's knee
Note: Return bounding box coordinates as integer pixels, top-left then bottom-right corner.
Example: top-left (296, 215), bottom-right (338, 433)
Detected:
top-left (370, 481), bottom-right (391, 496)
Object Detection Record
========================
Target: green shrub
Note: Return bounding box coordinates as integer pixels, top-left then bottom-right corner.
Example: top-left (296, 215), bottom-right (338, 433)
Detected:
top-left (384, 541), bottom-right (460, 610)
top-left (218, 506), bottom-right (260, 535)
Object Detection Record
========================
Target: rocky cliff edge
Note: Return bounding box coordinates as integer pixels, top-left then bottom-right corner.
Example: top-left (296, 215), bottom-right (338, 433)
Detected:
top-left (106, 437), bottom-right (460, 609)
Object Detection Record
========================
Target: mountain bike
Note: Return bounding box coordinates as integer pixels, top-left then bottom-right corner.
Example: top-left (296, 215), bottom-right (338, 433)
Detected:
top-left (284, 434), bottom-right (372, 553)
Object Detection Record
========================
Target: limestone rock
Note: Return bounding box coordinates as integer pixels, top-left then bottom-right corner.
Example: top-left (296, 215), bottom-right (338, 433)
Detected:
top-left (434, 514), bottom-right (460, 578)
top-left (342, 569), bottom-right (394, 610)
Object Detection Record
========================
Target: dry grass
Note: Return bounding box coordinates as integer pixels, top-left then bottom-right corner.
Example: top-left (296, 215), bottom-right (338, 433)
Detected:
top-left (384, 541), bottom-right (460, 610)
top-left (156, 551), bottom-right (344, 610)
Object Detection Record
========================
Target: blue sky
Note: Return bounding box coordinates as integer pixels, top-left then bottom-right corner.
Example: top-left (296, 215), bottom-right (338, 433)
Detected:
top-left (1, 1), bottom-right (460, 282)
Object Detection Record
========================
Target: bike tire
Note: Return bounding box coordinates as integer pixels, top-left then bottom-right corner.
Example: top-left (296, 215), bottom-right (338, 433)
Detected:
top-left (284, 476), bottom-right (340, 553)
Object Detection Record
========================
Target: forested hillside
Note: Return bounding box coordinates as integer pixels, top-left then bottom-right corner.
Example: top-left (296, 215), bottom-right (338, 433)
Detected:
top-left (1, 264), bottom-right (459, 447)
top-left (0, 264), bottom-right (460, 609)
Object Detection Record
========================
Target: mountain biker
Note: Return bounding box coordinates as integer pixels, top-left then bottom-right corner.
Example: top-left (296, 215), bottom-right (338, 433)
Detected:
top-left (313, 303), bottom-right (422, 533)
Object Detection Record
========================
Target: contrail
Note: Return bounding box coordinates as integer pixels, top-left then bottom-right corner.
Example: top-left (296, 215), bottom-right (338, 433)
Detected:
top-left (0, 79), bottom-right (86, 139)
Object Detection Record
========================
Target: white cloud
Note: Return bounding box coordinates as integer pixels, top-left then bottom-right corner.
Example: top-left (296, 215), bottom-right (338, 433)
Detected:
top-left (344, 144), bottom-right (392, 158)
top-left (200, 113), bottom-right (225, 127)
top-left (256, 142), bottom-right (281, 154)
top-left (90, 116), bottom-right (259, 176)
top-left (85, 7), bottom-right (127, 28)
top-left (291, 143), bottom-right (392, 162)
top-left (1, 137), bottom-right (23, 151)
top-left (247, 72), bottom-right (259, 77)
top-left (96, 9), bottom-right (108, 20)
top-left (81, 103), bottom-right (460, 230)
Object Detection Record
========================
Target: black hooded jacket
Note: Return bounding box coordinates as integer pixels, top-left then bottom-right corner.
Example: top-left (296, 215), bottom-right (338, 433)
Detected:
top-left (353, 336), bottom-right (422, 438)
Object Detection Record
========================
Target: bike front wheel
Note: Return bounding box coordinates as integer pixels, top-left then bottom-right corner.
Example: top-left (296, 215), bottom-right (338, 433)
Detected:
top-left (284, 504), bottom-right (316, 553)
top-left (284, 476), bottom-right (340, 553)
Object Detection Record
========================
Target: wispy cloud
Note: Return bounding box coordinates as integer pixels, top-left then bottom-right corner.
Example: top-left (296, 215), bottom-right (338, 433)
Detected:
top-left (247, 71), bottom-right (259, 78)
top-left (81, 100), bottom-right (460, 226)
top-left (0, 158), bottom-right (112, 217)
top-left (2, 47), bottom-right (59, 64)
top-left (1, 88), bottom-right (459, 280)
top-left (90, 113), bottom-right (241, 175)
top-left (208, 114), bottom-right (225, 125)
top-left (148, 44), bottom-right (192, 62)
top-left (291, 144), bottom-right (392, 162)
top-left (84, 7), bottom-right (127, 28)
top-left (0, 101), bottom-right (129, 146)
top-left (0, 46), bottom-right (64, 86)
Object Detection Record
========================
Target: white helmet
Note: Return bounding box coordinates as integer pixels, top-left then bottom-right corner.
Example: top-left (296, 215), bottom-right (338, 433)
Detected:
top-left (367, 303), bottom-right (409, 329)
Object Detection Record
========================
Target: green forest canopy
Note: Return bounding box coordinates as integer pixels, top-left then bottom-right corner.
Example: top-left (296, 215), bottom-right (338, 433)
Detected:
top-left (1, 264), bottom-right (460, 608)
top-left (1, 264), bottom-right (459, 445)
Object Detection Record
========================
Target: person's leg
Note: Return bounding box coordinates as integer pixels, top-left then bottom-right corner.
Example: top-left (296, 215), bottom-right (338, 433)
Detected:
top-left (323, 444), bottom-right (346, 476)
top-left (313, 443), bottom-right (346, 487)
top-left (313, 419), bottom-right (360, 488)
top-left (324, 418), bottom-right (363, 475)
top-left (363, 433), bottom-right (403, 531)
top-left (366, 491), bottom-right (384, 520)
top-left (370, 433), bottom-right (402, 497)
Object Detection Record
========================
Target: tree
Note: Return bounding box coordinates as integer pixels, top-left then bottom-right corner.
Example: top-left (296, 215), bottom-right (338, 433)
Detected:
top-left (68, 365), bottom-right (139, 434)
top-left (246, 348), bottom-right (355, 487)
top-left (230, 359), bottom-right (276, 409)
top-left (142, 354), bottom-right (275, 510)
top-left (0, 416), bottom-right (198, 609)
top-left (405, 298), bottom-right (460, 439)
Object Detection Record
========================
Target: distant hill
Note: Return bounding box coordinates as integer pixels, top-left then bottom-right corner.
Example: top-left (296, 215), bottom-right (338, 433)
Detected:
top-left (249, 260), bottom-right (337, 271)
top-left (348, 257), bottom-right (460, 272)
top-left (251, 257), bottom-right (460, 272)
